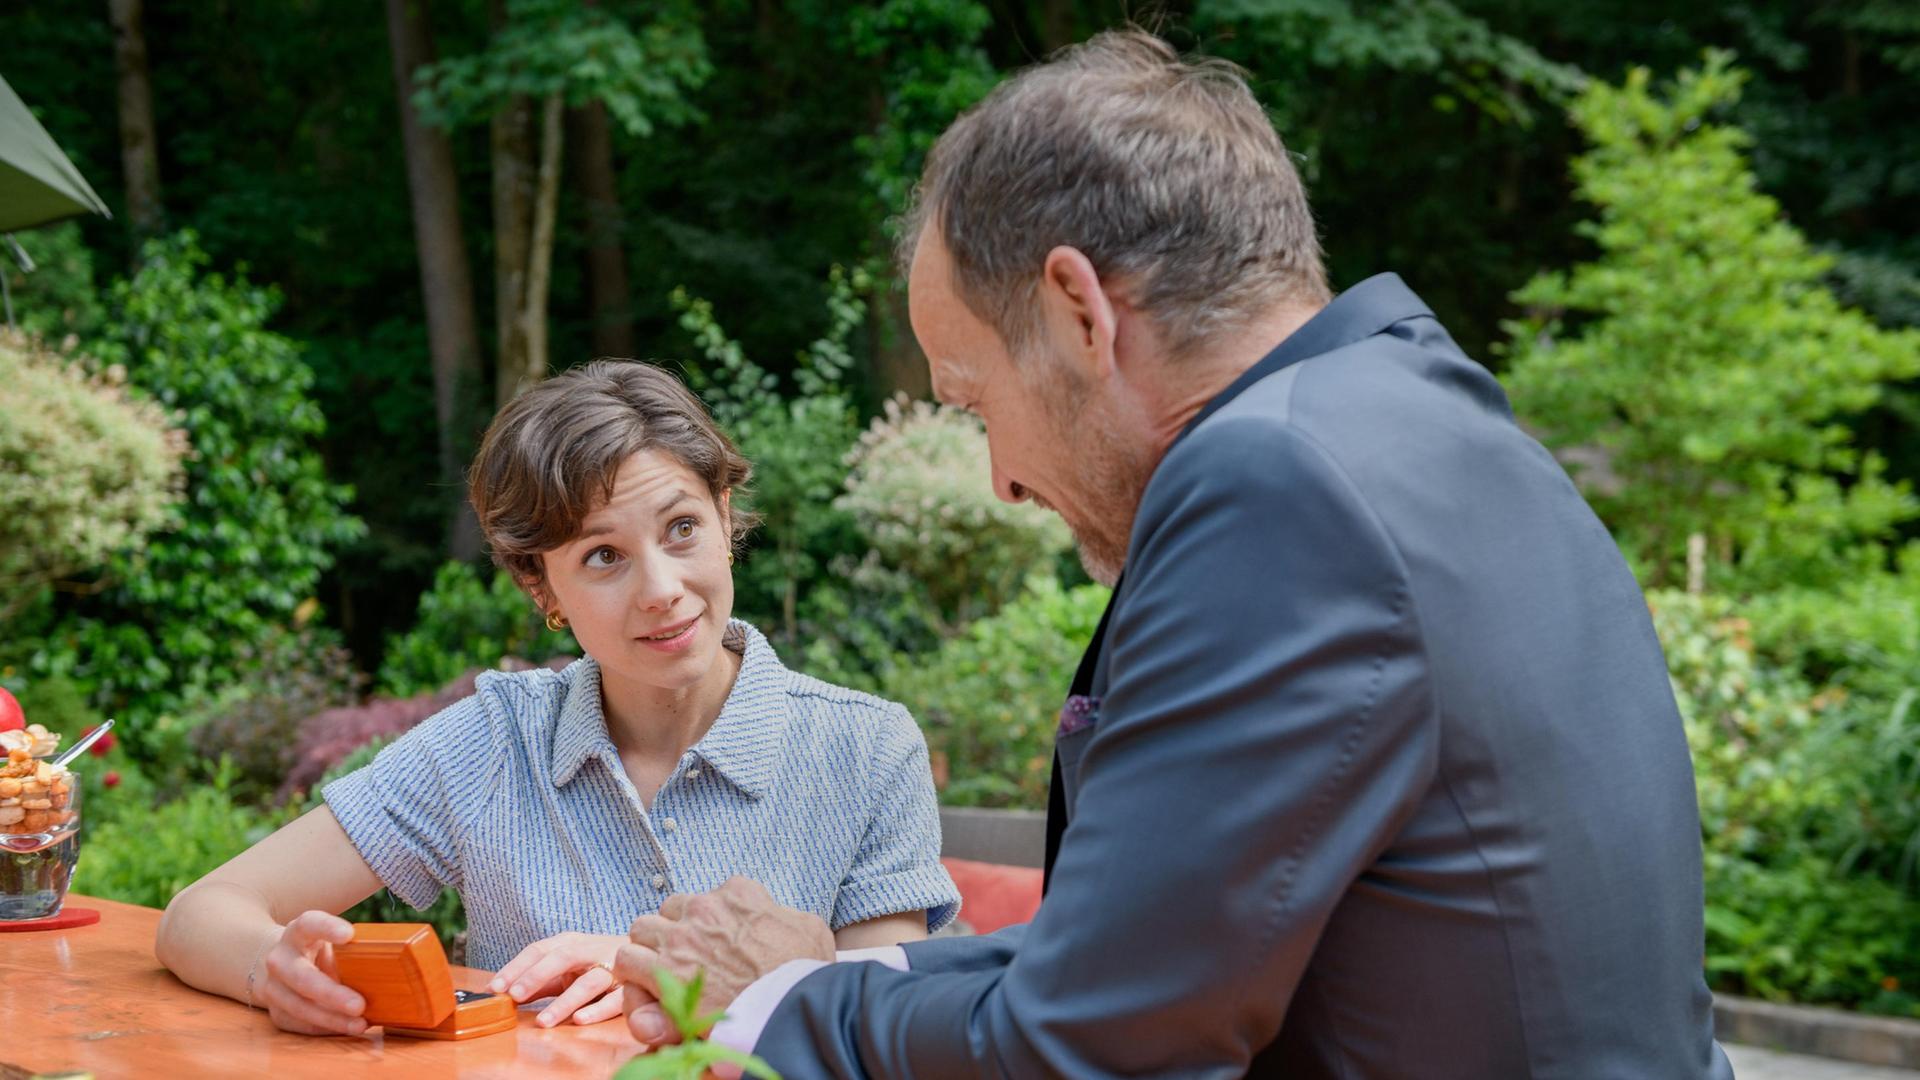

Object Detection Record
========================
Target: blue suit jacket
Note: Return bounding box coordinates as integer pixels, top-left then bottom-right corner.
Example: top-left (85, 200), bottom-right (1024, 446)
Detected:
top-left (757, 275), bottom-right (1734, 1078)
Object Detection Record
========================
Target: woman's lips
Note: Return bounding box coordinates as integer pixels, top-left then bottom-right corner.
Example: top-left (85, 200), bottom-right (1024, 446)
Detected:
top-left (637, 616), bottom-right (700, 653)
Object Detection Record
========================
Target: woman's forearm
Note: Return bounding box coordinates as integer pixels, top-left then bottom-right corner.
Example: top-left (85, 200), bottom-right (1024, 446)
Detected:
top-left (155, 878), bottom-right (288, 1003)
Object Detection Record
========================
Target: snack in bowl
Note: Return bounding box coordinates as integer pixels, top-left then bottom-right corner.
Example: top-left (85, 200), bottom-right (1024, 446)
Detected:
top-left (0, 745), bottom-right (75, 834)
top-left (0, 723), bottom-right (60, 759)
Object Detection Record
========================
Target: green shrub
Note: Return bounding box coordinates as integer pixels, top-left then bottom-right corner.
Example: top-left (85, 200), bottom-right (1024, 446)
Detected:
top-left (838, 398), bottom-right (1073, 635)
top-left (1502, 55), bottom-right (1920, 592)
top-left (378, 561), bottom-right (577, 697)
top-left (31, 233), bottom-right (365, 719)
top-left (1, 221), bottom-right (108, 342)
top-left (1744, 559), bottom-right (1920, 700)
top-left (878, 577), bottom-right (1108, 809)
top-left (186, 627), bottom-right (365, 802)
top-left (675, 267), bottom-right (867, 649)
top-left (0, 327), bottom-right (185, 621)
top-left (1704, 850), bottom-right (1920, 1016)
top-left (1654, 589), bottom-right (1920, 1014)
top-left (74, 764), bottom-right (293, 910)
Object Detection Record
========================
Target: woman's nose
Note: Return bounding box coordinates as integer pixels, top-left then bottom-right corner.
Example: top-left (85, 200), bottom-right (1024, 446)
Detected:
top-left (631, 550), bottom-right (684, 612)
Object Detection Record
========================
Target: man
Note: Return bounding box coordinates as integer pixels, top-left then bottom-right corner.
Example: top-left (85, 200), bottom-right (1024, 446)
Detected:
top-left (615, 30), bottom-right (1734, 1079)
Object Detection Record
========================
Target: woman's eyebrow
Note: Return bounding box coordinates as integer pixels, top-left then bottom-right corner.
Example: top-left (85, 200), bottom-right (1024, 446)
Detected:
top-left (655, 490), bottom-right (696, 516)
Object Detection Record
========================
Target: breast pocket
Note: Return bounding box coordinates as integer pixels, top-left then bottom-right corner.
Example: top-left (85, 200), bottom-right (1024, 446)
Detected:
top-left (1055, 718), bottom-right (1099, 813)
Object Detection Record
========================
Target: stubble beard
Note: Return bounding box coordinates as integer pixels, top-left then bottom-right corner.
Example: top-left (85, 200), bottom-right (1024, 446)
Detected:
top-left (1034, 385), bottom-right (1152, 589)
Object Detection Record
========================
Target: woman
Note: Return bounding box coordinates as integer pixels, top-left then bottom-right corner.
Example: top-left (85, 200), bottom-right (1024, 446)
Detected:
top-left (156, 361), bottom-right (958, 1035)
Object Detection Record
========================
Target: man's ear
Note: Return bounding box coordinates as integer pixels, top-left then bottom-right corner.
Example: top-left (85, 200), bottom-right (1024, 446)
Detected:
top-left (1039, 245), bottom-right (1119, 379)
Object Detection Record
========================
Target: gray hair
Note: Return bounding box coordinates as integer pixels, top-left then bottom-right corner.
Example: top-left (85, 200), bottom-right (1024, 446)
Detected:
top-left (899, 29), bottom-right (1329, 361)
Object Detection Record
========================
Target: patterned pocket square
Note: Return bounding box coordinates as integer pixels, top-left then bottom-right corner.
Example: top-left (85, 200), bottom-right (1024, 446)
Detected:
top-left (1058, 694), bottom-right (1100, 737)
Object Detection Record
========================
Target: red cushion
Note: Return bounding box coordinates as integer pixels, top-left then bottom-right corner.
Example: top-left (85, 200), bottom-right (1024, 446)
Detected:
top-left (940, 856), bottom-right (1043, 934)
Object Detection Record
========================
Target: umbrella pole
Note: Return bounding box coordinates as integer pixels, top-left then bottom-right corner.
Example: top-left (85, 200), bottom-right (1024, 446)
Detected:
top-left (1, 233), bottom-right (33, 330)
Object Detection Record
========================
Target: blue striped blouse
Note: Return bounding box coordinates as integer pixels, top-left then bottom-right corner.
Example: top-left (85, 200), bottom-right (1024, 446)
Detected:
top-left (324, 619), bottom-right (959, 971)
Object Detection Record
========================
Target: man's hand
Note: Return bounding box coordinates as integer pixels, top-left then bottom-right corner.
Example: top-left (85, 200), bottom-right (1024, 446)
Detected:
top-left (615, 877), bottom-right (835, 1046)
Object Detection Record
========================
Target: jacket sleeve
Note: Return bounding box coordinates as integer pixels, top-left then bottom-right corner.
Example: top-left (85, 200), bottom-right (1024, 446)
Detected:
top-left (899, 923), bottom-right (1028, 974)
top-left (756, 417), bottom-right (1438, 1078)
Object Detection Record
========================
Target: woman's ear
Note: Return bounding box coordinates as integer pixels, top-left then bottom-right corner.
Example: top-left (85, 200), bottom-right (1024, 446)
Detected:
top-left (719, 488), bottom-right (732, 532)
top-left (520, 568), bottom-right (552, 615)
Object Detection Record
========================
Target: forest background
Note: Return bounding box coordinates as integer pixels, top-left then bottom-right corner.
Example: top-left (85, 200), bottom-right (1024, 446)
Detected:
top-left (3, 0), bottom-right (1918, 1020)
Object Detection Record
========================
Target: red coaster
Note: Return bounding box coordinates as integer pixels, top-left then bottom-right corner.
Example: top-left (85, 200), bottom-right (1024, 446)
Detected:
top-left (0, 906), bottom-right (101, 932)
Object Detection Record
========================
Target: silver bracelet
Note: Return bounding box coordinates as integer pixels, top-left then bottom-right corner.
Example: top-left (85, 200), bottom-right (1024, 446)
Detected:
top-left (244, 940), bottom-right (274, 1010)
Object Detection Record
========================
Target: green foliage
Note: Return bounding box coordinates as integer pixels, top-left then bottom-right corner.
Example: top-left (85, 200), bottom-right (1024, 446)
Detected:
top-left (378, 561), bottom-right (577, 698)
top-left (1199, 0), bottom-right (1583, 128)
top-left (877, 577), bottom-right (1108, 808)
top-left (1743, 558), bottom-right (1920, 701)
top-left (842, 0), bottom-right (998, 219)
top-left (1702, 849), bottom-right (1920, 1014)
top-left (1503, 55), bottom-right (1920, 591)
top-left (613, 967), bottom-right (780, 1080)
top-left (74, 764), bottom-right (294, 910)
top-left (0, 328), bottom-right (185, 620)
top-left (414, 0), bottom-right (711, 137)
top-left (30, 233), bottom-right (364, 719)
top-left (1, 222), bottom-right (108, 342)
top-left (185, 628), bottom-right (364, 803)
top-left (1653, 590), bottom-right (1920, 1014)
top-left (676, 267), bottom-right (868, 647)
top-left (838, 397), bottom-right (1073, 633)
top-left (1654, 591), bottom-right (1847, 859)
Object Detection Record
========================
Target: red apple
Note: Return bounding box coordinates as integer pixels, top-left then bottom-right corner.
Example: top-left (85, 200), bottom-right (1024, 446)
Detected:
top-left (0, 687), bottom-right (23, 734)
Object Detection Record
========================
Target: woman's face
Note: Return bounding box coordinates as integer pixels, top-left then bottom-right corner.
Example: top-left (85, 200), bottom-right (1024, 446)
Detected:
top-left (537, 449), bottom-right (735, 702)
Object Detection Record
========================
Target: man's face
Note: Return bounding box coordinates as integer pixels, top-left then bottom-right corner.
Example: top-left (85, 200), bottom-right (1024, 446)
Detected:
top-left (907, 226), bottom-right (1151, 586)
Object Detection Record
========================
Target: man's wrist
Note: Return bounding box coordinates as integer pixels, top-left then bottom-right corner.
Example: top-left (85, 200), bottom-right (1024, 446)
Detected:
top-left (709, 946), bottom-right (910, 1055)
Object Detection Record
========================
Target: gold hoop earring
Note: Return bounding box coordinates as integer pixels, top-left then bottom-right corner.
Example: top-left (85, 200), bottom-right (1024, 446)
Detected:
top-left (545, 611), bottom-right (568, 632)
top-left (727, 551), bottom-right (735, 566)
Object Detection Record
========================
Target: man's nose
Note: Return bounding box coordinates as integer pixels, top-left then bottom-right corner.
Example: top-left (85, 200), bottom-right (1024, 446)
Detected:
top-left (991, 461), bottom-right (1030, 505)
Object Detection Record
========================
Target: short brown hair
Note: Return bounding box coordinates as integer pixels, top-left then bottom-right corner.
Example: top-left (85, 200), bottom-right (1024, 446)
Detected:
top-left (468, 360), bottom-right (756, 595)
top-left (900, 29), bottom-right (1329, 360)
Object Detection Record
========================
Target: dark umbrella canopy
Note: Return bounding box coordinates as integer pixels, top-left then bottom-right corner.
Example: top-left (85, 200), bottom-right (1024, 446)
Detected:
top-left (0, 74), bottom-right (111, 232)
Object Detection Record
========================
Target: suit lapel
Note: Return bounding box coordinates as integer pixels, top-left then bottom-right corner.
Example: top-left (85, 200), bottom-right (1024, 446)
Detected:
top-left (1038, 274), bottom-right (1436, 892)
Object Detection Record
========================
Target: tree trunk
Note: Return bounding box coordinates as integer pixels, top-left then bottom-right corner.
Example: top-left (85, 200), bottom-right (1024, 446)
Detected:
top-left (519, 92), bottom-right (564, 395)
top-left (107, 0), bottom-right (164, 242)
top-left (385, 0), bottom-right (486, 561)
top-left (865, 82), bottom-right (931, 401)
top-left (1040, 0), bottom-right (1075, 52)
top-left (568, 99), bottom-right (634, 358)
top-left (871, 281), bottom-right (932, 400)
top-left (491, 92), bottom-right (535, 407)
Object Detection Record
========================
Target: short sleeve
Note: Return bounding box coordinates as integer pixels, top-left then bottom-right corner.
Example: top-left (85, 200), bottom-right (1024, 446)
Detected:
top-left (322, 692), bottom-right (505, 910)
top-left (829, 707), bottom-right (961, 933)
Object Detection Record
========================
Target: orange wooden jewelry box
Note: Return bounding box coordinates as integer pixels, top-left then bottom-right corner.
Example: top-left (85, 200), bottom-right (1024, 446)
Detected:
top-left (331, 923), bottom-right (517, 1040)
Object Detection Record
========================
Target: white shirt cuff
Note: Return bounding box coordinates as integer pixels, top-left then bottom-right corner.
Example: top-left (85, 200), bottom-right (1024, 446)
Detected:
top-left (709, 945), bottom-right (910, 1058)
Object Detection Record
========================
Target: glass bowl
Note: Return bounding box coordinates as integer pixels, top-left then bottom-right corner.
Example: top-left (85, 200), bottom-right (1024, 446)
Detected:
top-left (0, 753), bottom-right (82, 920)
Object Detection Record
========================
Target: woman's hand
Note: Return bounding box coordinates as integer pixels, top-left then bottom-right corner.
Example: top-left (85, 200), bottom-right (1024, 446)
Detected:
top-left (256, 911), bottom-right (367, 1036)
top-left (490, 932), bottom-right (628, 1027)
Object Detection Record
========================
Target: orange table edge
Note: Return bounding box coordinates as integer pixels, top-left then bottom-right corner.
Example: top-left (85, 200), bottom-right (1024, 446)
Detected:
top-left (0, 894), bottom-right (643, 1079)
